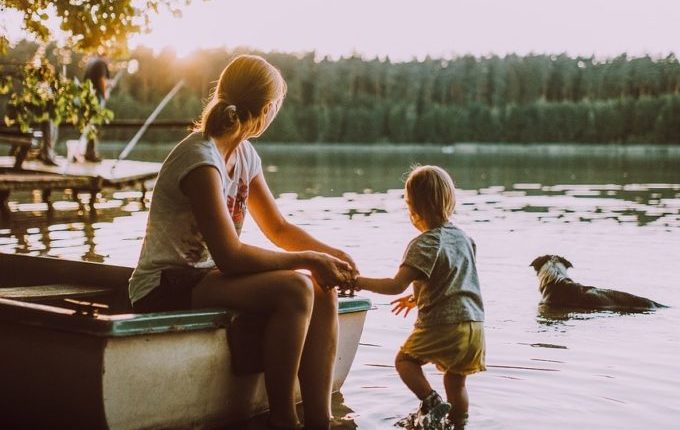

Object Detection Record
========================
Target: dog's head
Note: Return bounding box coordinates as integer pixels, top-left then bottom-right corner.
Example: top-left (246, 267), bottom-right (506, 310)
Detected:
top-left (530, 255), bottom-right (574, 273)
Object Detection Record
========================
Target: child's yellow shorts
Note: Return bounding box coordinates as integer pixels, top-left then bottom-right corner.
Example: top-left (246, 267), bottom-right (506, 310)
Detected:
top-left (400, 321), bottom-right (486, 375)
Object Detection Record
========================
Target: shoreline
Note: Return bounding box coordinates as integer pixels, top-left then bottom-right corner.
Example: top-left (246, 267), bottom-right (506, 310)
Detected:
top-left (95, 141), bottom-right (680, 158)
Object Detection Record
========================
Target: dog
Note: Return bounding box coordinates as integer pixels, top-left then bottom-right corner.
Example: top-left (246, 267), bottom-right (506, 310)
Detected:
top-left (530, 255), bottom-right (667, 311)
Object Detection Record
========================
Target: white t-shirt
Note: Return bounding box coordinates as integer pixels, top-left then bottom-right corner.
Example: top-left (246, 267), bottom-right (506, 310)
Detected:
top-left (128, 132), bottom-right (262, 304)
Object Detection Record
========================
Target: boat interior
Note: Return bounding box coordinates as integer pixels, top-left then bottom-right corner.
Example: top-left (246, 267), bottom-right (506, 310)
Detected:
top-left (0, 252), bottom-right (370, 337)
top-left (1, 252), bottom-right (134, 315)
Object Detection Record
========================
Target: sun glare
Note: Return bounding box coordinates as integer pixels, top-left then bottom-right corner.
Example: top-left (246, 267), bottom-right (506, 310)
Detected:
top-left (126, 0), bottom-right (679, 60)
top-left (2, 0), bottom-right (678, 59)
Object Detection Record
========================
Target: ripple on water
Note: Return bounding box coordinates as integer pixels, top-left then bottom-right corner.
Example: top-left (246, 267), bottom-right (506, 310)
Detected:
top-left (1, 151), bottom-right (679, 429)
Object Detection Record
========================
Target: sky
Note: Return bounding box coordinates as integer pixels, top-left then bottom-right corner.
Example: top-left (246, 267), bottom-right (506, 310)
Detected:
top-left (4, 0), bottom-right (680, 60)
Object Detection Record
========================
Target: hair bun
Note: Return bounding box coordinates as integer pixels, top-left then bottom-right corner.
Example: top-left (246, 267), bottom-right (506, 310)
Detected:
top-left (222, 103), bottom-right (238, 123)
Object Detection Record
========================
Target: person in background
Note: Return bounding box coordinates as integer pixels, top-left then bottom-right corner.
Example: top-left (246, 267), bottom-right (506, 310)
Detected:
top-left (352, 165), bottom-right (486, 430)
top-left (82, 55), bottom-right (109, 162)
top-left (37, 119), bottom-right (59, 166)
top-left (35, 60), bottom-right (60, 166)
top-left (128, 54), bottom-right (356, 430)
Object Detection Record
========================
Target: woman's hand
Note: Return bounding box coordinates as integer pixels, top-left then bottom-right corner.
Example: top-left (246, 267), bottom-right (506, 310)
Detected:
top-left (326, 247), bottom-right (358, 276)
top-left (391, 295), bottom-right (416, 318)
top-left (308, 251), bottom-right (354, 291)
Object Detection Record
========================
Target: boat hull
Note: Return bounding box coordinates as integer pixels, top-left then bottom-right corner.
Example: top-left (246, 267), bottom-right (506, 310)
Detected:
top-left (0, 253), bottom-right (370, 429)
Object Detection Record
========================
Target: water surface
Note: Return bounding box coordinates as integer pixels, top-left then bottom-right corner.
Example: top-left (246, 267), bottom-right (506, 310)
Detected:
top-left (1, 143), bottom-right (679, 429)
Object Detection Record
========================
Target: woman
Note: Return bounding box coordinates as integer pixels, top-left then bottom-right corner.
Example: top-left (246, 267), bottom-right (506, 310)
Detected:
top-left (128, 55), bottom-right (355, 430)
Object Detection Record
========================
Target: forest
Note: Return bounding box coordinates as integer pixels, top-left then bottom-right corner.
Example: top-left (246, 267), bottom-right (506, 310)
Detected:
top-left (2, 40), bottom-right (680, 144)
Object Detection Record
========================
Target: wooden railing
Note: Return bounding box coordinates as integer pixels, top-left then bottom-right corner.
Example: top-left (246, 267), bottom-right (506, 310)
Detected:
top-left (0, 133), bottom-right (35, 170)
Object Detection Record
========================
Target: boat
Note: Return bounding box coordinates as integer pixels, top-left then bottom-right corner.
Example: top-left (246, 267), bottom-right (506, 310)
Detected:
top-left (0, 252), bottom-right (371, 429)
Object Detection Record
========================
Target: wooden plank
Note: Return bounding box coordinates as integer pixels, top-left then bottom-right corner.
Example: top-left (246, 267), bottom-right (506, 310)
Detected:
top-left (0, 135), bottom-right (33, 147)
top-left (107, 119), bottom-right (192, 128)
top-left (0, 173), bottom-right (92, 191)
top-left (0, 253), bottom-right (133, 289)
top-left (0, 157), bottom-right (160, 184)
top-left (2, 119), bottom-right (192, 130)
top-left (0, 283), bottom-right (114, 300)
top-left (0, 135), bottom-right (35, 170)
top-left (0, 158), bottom-right (158, 217)
top-left (0, 173), bottom-right (96, 217)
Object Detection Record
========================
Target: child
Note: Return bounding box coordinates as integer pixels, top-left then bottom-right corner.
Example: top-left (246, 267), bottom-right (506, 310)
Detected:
top-left (353, 165), bottom-right (485, 430)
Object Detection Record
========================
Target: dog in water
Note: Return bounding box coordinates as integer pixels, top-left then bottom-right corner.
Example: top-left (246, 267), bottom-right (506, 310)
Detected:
top-left (529, 255), bottom-right (666, 311)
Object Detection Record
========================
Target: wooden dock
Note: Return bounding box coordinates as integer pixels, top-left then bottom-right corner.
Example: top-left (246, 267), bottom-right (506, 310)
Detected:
top-left (0, 156), bottom-right (161, 218)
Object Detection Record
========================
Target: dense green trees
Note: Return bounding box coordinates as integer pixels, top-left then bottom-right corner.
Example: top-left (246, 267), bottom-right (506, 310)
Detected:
top-left (3, 42), bottom-right (680, 143)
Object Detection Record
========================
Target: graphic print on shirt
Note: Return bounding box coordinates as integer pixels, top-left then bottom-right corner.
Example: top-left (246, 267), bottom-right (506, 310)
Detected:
top-left (227, 178), bottom-right (249, 235)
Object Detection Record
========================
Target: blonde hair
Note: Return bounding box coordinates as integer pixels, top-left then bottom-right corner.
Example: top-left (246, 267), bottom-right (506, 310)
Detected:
top-left (194, 54), bottom-right (287, 139)
top-left (404, 165), bottom-right (456, 228)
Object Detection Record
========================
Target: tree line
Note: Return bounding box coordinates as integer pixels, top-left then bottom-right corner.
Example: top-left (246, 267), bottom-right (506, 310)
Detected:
top-left (2, 41), bottom-right (680, 144)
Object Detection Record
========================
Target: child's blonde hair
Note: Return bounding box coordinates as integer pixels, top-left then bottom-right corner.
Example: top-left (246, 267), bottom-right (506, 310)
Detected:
top-left (194, 54), bottom-right (287, 139)
top-left (405, 165), bottom-right (456, 228)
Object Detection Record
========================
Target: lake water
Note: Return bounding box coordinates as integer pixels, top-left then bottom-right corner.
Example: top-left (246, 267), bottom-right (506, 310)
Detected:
top-left (1, 142), bottom-right (680, 429)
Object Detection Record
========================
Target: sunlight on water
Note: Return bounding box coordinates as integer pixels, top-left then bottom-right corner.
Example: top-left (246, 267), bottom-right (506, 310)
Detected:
top-left (1, 143), bottom-right (679, 429)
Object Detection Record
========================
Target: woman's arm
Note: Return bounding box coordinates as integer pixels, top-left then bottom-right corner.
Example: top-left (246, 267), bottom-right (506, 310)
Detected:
top-left (181, 166), bottom-right (350, 286)
top-left (248, 173), bottom-right (357, 270)
top-left (355, 265), bottom-right (423, 296)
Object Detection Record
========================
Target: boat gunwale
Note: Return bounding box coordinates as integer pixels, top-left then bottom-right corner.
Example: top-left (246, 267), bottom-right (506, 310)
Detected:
top-left (1, 252), bottom-right (371, 336)
top-left (0, 295), bottom-right (371, 337)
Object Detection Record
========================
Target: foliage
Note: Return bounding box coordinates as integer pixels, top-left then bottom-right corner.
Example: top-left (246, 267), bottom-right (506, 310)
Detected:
top-left (0, 1), bottom-right (193, 141)
top-left (2, 58), bottom-right (113, 139)
top-left (0, 35), bottom-right (8, 55)
top-left (0, 0), bottom-right (192, 55)
top-left (2, 42), bottom-right (680, 144)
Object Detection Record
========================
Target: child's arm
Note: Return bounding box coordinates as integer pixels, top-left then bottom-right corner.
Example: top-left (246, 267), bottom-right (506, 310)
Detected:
top-left (355, 265), bottom-right (423, 296)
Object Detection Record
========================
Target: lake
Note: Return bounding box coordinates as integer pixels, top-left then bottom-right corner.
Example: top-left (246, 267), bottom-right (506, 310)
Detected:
top-left (1, 142), bottom-right (679, 429)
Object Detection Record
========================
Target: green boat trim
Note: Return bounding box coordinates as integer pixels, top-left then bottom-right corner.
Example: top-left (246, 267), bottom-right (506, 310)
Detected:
top-left (0, 296), bottom-right (372, 337)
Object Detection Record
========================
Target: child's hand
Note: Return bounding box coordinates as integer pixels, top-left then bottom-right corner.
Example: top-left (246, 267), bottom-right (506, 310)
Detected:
top-left (390, 295), bottom-right (415, 317)
top-left (308, 251), bottom-right (353, 291)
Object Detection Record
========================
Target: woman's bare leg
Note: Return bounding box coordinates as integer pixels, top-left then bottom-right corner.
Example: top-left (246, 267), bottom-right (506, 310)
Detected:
top-left (192, 269), bottom-right (314, 428)
top-left (297, 281), bottom-right (338, 428)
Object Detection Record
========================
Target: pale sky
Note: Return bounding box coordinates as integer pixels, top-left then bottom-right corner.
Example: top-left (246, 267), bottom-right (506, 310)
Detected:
top-left (5, 0), bottom-right (680, 60)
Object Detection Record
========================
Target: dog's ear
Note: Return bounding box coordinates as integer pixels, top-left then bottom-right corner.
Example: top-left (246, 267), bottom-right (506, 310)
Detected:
top-left (530, 255), bottom-right (551, 272)
top-left (556, 256), bottom-right (574, 269)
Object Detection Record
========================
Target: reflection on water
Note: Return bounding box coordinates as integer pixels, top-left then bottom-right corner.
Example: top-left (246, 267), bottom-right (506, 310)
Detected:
top-left (1, 143), bottom-right (680, 429)
top-left (220, 392), bottom-right (358, 430)
top-left (103, 141), bottom-right (680, 199)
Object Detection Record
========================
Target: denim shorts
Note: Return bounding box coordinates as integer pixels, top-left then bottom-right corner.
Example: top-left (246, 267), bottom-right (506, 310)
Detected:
top-left (132, 267), bottom-right (212, 313)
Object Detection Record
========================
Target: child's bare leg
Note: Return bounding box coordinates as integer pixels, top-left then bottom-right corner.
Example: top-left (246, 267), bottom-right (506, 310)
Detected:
top-left (443, 372), bottom-right (468, 420)
top-left (395, 351), bottom-right (432, 400)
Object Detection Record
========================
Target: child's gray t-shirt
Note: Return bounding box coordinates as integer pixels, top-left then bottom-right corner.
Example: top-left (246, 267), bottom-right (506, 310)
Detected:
top-left (128, 132), bottom-right (262, 304)
top-left (401, 222), bottom-right (485, 327)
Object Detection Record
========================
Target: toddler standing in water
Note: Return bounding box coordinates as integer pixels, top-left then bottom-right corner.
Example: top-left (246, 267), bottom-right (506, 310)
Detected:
top-left (353, 165), bottom-right (485, 430)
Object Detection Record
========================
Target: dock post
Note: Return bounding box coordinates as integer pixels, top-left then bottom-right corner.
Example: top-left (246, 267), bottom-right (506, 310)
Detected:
top-left (13, 145), bottom-right (30, 171)
top-left (88, 178), bottom-right (103, 215)
top-left (41, 189), bottom-right (53, 212)
top-left (89, 190), bottom-right (97, 212)
top-left (71, 189), bottom-right (86, 211)
top-left (0, 190), bottom-right (10, 219)
top-left (140, 181), bottom-right (147, 209)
